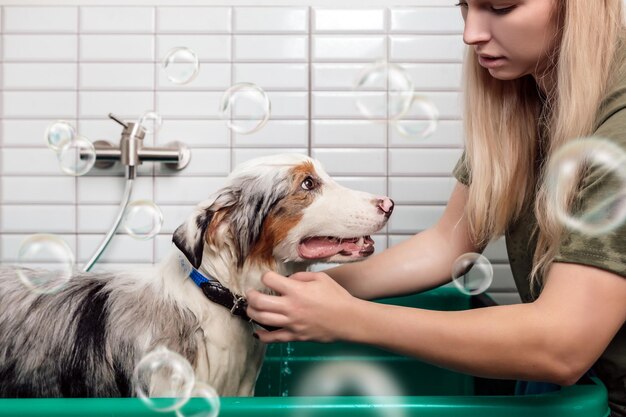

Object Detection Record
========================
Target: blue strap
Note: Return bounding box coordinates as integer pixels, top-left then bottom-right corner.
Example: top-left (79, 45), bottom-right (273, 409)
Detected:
top-left (189, 268), bottom-right (212, 287)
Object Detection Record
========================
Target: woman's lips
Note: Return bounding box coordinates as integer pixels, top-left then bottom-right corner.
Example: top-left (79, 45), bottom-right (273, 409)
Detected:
top-left (478, 55), bottom-right (507, 69)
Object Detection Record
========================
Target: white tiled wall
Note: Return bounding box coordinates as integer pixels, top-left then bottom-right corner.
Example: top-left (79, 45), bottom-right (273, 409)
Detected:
top-left (0, 3), bottom-right (519, 304)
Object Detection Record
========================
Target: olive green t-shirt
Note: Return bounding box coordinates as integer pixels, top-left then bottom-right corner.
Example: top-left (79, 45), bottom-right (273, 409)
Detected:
top-left (452, 73), bottom-right (626, 413)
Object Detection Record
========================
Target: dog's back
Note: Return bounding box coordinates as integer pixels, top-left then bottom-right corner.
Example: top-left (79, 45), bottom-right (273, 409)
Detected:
top-left (0, 266), bottom-right (201, 398)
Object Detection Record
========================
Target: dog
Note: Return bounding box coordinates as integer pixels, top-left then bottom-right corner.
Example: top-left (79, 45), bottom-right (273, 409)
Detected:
top-left (0, 153), bottom-right (394, 398)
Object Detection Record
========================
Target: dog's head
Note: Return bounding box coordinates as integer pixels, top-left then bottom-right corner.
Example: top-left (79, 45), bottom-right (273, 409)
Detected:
top-left (173, 154), bottom-right (394, 270)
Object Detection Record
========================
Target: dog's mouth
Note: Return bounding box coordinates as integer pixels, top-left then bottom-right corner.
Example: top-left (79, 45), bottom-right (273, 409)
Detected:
top-left (298, 236), bottom-right (375, 260)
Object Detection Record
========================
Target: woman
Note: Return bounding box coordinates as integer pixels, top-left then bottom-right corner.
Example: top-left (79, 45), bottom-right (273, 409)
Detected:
top-left (246, 0), bottom-right (626, 415)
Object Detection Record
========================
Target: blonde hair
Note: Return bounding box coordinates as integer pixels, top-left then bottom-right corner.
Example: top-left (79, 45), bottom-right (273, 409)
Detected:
top-left (462, 0), bottom-right (624, 295)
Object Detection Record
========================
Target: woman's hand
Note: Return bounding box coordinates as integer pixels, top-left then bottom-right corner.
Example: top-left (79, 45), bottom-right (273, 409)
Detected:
top-left (246, 270), bottom-right (359, 344)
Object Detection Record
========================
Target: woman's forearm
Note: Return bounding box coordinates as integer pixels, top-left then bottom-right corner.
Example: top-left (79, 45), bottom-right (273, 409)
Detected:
top-left (342, 299), bottom-right (577, 385)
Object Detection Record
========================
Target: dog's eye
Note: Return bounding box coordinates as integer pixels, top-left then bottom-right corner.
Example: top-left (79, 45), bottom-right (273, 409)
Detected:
top-left (301, 177), bottom-right (315, 190)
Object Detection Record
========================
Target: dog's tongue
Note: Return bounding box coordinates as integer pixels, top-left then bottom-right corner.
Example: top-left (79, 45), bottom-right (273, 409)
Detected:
top-left (299, 237), bottom-right (361, 259)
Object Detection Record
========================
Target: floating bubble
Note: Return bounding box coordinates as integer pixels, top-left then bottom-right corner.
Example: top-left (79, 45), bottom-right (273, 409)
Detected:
top-left (545, 137), bottom-right (626, 236)
top-left (45, 120), bottom-right (76, 151)
top-left (57, 136), bottom-right (96, 176)
top-left (219, 82), bottom-right (271, 135)
top-left (16, 234), bottom-right (75, 294)
top-left (176, 382), bottom-right (221, 417)
top-left (354, 61), bottom-right (414, 121)
top-left (294, 361), bottom-right (406, 417)
top-left (139, 111), bottom-right (163, 135)
top-left (451, 253), bottom-right (493, 296)
top-left (163, 47), bottom-right (200, 85)
top-left (133, 346), bottom-right (196, 413)
top-left (393, 95), bottom-right (439, 139)
top-left (123, 200), bottom-right (164, 240)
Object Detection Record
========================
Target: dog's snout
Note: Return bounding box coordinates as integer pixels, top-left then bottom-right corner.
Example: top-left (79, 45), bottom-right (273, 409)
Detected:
top-left (376, 197), bottom-right (394, 217)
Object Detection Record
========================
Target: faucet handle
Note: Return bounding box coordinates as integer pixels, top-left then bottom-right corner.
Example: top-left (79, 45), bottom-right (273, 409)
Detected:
top-left (108, 113), bottom-right (128, 128)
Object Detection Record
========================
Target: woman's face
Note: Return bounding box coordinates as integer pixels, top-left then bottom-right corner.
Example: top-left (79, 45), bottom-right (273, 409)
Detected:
top-left (458, 0), bottom-right (559, 81)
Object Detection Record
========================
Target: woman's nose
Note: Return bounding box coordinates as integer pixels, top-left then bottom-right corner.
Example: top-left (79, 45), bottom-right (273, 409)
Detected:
top-left (462, 10), bottom-right (491, 46)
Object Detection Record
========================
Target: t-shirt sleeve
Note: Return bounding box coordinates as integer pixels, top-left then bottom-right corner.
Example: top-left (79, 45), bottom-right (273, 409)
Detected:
top-left (553, 108), bottom-right (626, 278)
top-left (452, 151), bottom-right (471, 186)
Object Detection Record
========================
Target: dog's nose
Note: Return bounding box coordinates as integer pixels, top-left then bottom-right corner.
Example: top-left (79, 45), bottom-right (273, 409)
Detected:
top-left (377, 197), bottom-right (394, 217)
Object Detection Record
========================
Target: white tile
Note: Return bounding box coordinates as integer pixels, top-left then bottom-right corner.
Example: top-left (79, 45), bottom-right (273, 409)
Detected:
top-left (3, 119), bottom-right (77, 147)
top-left (483, 237), bottom-right (509, 263)
top-left (88, 263), bottom-right (155, 272)
top-left (3, 35), bottom-right (77, 61)
top-left (78, 119), bottom-right (136, 146)
top-left (3, 92), bottom-right (76, 118)
top-left (1, 234), bottom-right (77, 263)
top-left (77, 205), bottom-right (123, 233)
top-left (155, 177), bottom-right (227, 205)
top-left (387, 205), bottom-right (444, 233)
top-left (160, 205), bottom-right (197, 234)
top-left (1, 205), bottom-right (76, 233)
top-left (312, 91), bottom-right (386, 119)
top-left (157, 35), bottom-right (231, 62)
top-left (156, 119), bottom-right (229, 147)
top-left (402, 63), bottom-right (462, 90)
top-left (313, 8), bottom-right (385, 32)
top-left (80, 7), bottom-right (155, 33)
top-left (259, 91), bottom-right (308, 119)
top-left (311, 149), bottom-right (386, 176)
top-left (390, 8), bottom-right (464, 33)
top-left (233, 120), bottom-right (307, 147)
top-left (155, 235), bottom-right (177, 261)
top-left (157, 63), bottom-right (231, 90)
top-left (234, 7), bottom-right (308, 33)
top-left (4, 7), bottom-right (78, 33)
top-left (389, 120), bottom-right (463, 147)
top-left (488, 292), bottom-right (522, 305)
top-left (312, 63), bottom-right (376, 90)
top-left (312, 120), bottom-right (386, 147)
top-left (390, 35), bottom-right (465, 62)
top-left (233, 148), bottom-right (307, 167)
top-left (156, 92), bottom-right (223, 118)
top-left (156, 148), bottom-right (230, 176)
top-left (2, 148), bottom-right (67, 176)
top-left (389, 177), bottom-right (456, 204)
top-left (157, 7), bottom-right (231, 33)
top-left (3, 63), bottom-right (77, 90)
top-left (332, 177), bottom-right (387, 197)
top-left (389, 148), bottom-right (462, 176)
top-left (79, 91), bottom-right (154, 119)
top-left (80, 63), bottom-right (154, 90)
top-left (313, 35), bottom-right (385, 62)
top-left (80, 35), bottom-right (154, 62)
top-left (78, 234), bottom-right (153, 263)
top-left (234, 35), bottom-right (308, 62)
top-left (403, 91), bottom-right (461, 119)
top-left (77, 176), bottom-right (153, 204)
top-left (234, 63), bottom-right (308, 90)
top-left (2, 177), bottom-right (76, 204)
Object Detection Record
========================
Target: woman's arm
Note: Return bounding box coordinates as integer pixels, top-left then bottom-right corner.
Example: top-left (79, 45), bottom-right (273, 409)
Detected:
top-left (325, 182), bottom-right (479, 300)
top-left (247, 261), bottom-right (626, 384)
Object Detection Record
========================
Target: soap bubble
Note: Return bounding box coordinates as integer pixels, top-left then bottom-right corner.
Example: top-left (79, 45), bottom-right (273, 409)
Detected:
top-left (451, 253), bottom-right (493, 296)
top-left (133, 346), bottom-right (195, 413)
top-left (57, 136), bottom-right (96, 176)
top-left (16, 234), bottom-right (75, 295)
top-left (163, 47), bottom-right (200, 85)
top-left (176, 382), bottom-right (221, 417)
top-left (123, 200), bottom-right (164, 240)
top-left (219, 82), bottom-right (271, 135)
top-left (545, 137), bottom-right (626, 236)
top-left (394, 95), bottom-right (439, 139)
top-left (139, 111), bottom-right (163, 135)
top-left (354, 61), bottom-right (414, 121)
top-left (45, 120), bottom-right (76, 151)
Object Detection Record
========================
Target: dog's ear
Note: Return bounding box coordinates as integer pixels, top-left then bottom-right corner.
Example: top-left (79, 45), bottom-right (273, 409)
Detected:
top-left (172, 189), bottom-right (238, 269)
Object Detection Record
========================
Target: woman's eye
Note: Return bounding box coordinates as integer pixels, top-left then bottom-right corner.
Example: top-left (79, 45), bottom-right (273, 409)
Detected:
top-left (491, 5), bottom-right (516, 15)
top-left (301, 177), bottom-right (315, 191)
top-left (454, 1), bottom-right (468, 8)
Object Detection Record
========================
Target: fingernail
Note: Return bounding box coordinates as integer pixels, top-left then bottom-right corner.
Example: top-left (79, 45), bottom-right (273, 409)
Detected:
top-left (253, 333), bottom-right (259, 339)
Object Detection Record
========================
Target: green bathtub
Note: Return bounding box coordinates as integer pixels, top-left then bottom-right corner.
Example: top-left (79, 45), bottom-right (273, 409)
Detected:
top-left (0, 288), bottom-right (610, 417)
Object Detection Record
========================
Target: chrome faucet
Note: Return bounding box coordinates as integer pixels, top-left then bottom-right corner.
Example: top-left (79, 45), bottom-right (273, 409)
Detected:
top-left (92, 113), bottom-right (191, 179)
